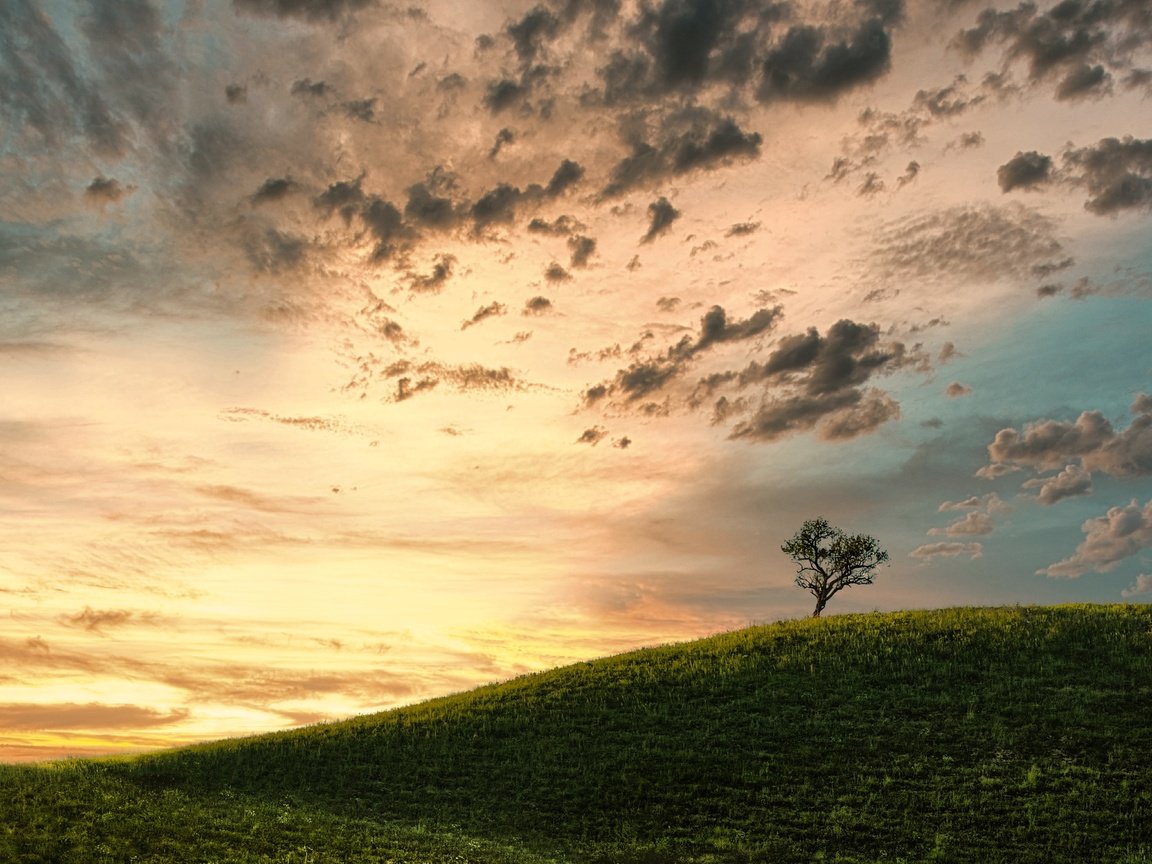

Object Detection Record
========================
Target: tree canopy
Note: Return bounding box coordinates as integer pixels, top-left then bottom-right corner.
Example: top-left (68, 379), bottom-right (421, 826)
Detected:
top-left (781, 517), bottom-right (888, 617)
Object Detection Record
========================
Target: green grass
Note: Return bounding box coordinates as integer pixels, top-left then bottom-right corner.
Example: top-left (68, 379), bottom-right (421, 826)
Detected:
top-left (3, 605), bottom-right (1152, 862)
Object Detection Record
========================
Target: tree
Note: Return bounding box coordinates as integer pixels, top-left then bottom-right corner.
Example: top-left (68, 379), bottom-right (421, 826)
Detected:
top-left (781, 517), bottom-right (888, 618)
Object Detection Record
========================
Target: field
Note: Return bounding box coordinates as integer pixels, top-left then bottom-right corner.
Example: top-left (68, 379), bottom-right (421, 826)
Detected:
top-left (2, 604), bottom-right (1151, 863)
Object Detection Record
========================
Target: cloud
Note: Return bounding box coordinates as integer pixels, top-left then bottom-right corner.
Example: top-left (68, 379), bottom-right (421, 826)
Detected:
top-left (997, 151), bottom-right (1053, 192)
top-left (586, 304), bottom-right (784, 408)
top-left (867, 204), bottom-right (1070, 286)
top-left (1056, 63), bottom-right (1112, 100)
top-left (0, 0), bottom-right (128, 157)
top-left (60, 607), bottom-right (143, 633)
top-left (985, 396), bottom-right (1152, 478)
top-left (602, 112), bottom-right (762, 197)
top-left (243, 228), bottom-right (307, 274)
top-left (693, 318), bottom-right (915, 443)
top-left (483, 78), bottom-right (525, 113)
top-left (408, 254), bottom-right (456, 293)
top-left (726, 221), bottom-right (760, 237)
top-left (461, 302), bottom-right (507, 330)
top-left (641, 197), bottom-right (680, 243)
top-left (0, 702), bottom-right (189, 730)
top-left (1063, 136), bottom-right (1152, 215)
top-left (374, 360), bottom-right (522, 403)
top-left (929, 510), bottom-right (993, 536)
top-left (545, 159), bottom-right (586, 197)
top-left (231, 0), bottom-right (373, 23)
top-left (910, 541), bottom-right (983, 560)
top-left (568, 235), bottom-right (597, 268)
top-left (946, 382), bottom-right (972, 397)
top-left (951, 0), bottom-right (1150, 101)
top-left (489, 127), bottom-right (515, 159)
top-left (545, 261), bottom-right (572, 282)
top-left (84, 175), bottom-right (133, 206)
top-left (1041, 498), bottom-right (1152, 578)
top-left (757, 18), bottom-right (894, 103)
top-left (1021, 463), bottom-right (1094, 505)
top-left (1121, 573), bottom-right (1152, 598)
top-left (527, 215), bottom-right (583, 235)
top-left (938, 493), bottom-right (1007, 513)
top-left (576, 426), bottom-right (609, 445)
top-left (251, 177), bottom-right (296, 205)
top-left (523, 296), bottom-right (553, 315)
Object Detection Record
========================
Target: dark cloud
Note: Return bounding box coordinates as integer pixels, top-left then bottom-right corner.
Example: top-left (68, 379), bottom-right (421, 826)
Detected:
top-left (997, 150), bottom-right (1053, 192)
top-left (1042, 497), bottom-right (1152, 578)
top-left (462, 302), bottom-right (507, 330)
top-left (576, 425), bottom-right (609, 445)
top-left (1062, 136), bottom-right (1152, 215)
top-left (232, 0), bottom-right (373, 23)
top-left (507, 5), bottom-right (562, 68)
top-left (314, 176), bottom-right (366, 222)
top-left (471, 183), bottom-right (524, 229)
top-left (641, 197), bottom-right (680, 243)
top-left (225, 83), bottom-right (247, 103)
top-left (603, 112), bottom-right (761, 197)
top-left (952, 0), bottom-right (1151, 99)
top-left (291, 78), bottom-right (330, 97)
top-left (945, 382), bottom-right (971, 397)
top-left (1056, 62), bottom-right (1112, 99)
top-left (252, 177), bottom-right (296, 205)
top-left (405, 178), bottom-right (462, 229)
top-left (585, 304), bottom-right (783, 406)
top-left (484, 78), bottom-right (525, 113)
top-left (545, 159), bottom-right (585, 196)
top-left (758, 18), bottom-right (893, 103)
top-left (84, 175), bottom-right (132, 205)
top-left (656, 296), bottom-right (680, 311)
top-left (526, 215), bottom-right (583, 235)
top-left (408, 254), bottom-right (456, 293)
top-left (361, 197), bottom-right (409, 261)
top-left (729, 387), bottom-right (897, 442)
top-left (698, 318), bottom-right (916, 442)
top-left (568, 235), bottom-right (597, 268)
top-left (545, 261), bottom-right (572, 282)
top-left (489, 127), bottom-right (515, 159)
top-left (589, 0), bottom-right (895, 106)
top-left (726, 221), bottom-right (760, 237)
top-left (523, 296), bottom-right (553, 315)
top-left (342, 97), bottom-right (377, 122)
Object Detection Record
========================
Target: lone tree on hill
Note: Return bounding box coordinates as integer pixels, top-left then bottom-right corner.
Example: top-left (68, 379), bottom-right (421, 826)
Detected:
top-left (782, 517), bottom-right (888, 618)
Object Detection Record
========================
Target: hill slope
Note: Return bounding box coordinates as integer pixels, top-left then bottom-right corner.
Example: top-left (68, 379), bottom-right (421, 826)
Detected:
top-left (3, 605), bottom-right (1152, 863)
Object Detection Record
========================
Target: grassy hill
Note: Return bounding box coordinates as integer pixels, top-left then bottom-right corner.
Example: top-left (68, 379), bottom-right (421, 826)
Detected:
top-left (3, 605), bottom-right (1152, 863)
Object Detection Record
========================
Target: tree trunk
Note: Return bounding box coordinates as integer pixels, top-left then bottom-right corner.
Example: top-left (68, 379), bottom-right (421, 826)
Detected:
top-left (812, 595), bottom-right (827, 617)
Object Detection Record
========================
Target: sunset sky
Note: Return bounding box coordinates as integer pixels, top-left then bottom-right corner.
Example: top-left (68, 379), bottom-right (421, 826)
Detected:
top-left (2, 0), bottom-right (1151, 760)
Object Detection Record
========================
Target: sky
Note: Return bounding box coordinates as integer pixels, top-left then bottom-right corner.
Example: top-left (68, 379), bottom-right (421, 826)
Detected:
top-left (1, 0), bottom-right (1150, 761)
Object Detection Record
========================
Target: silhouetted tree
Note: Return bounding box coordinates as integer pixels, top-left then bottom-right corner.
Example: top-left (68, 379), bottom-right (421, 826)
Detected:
top-left (781, 517), bottom-right (888, 617)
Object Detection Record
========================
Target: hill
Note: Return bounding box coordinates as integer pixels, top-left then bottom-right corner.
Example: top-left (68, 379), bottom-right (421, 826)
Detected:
top-left (2, 605), bottom-right (1151, 863)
